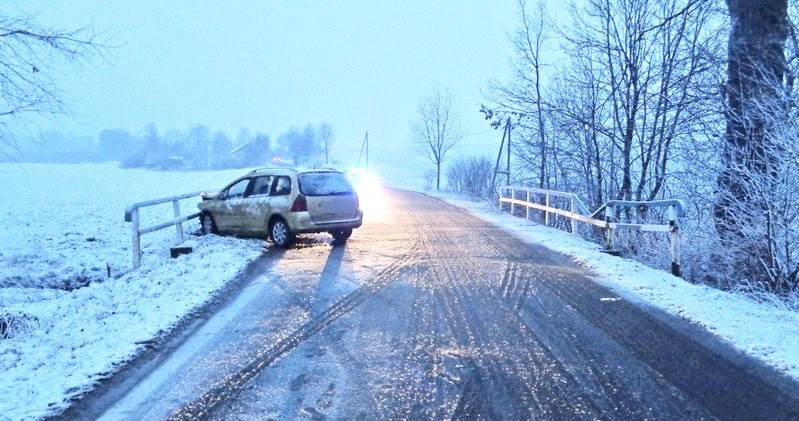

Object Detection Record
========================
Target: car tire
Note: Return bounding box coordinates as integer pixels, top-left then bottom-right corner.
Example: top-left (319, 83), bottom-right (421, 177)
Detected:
top-left (200, 213), bottom-right (217, 235)
top-left (270, 218), bottom-right (294, 248)
top-left (330, 228), bottom-right (352, 244)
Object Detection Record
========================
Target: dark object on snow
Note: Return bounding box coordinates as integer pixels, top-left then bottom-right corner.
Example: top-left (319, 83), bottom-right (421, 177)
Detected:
top-left (170, 246), bottom-right (193, 258)
top-left (0, 317), bottom-right (8, 340)
top-left (672, 261), bottom-right (682, 277)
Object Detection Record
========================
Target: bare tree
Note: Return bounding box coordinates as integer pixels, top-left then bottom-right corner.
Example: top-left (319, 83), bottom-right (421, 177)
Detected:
top-left (317, 122), bottom-right (334, 165)
top-left (485, 0), bottom-right (714, 205)
top-left (410, 86), bottom-right (463, 191)
top-left (276, 123), bottom-right (334, 166)
top-left (446, 156), bottom-right (494, 199)
top-left (548, 51), bottom-right (612, 209)
top-left (0, 12), bottom-right (105, 156)
top-left (485, 0), bottom-right (552, 188)
top-left (570, 0), bottom-right (712, 203)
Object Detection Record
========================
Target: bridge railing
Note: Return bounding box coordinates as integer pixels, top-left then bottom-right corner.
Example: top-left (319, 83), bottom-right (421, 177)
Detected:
top-left (124, 191), bottom-right (204, 269)
top-left (498, 186), bottom-right (685, 276)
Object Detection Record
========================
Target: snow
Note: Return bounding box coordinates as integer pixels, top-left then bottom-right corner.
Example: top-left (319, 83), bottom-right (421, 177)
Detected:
top-left (2, 163), bottom-right (799, 420)
top-left (0, 163), bottom-right (263, 420)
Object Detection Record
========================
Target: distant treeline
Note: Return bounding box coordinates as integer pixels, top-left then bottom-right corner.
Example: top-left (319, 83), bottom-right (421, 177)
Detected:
top-left (6, 122), bottom-right (335, 170)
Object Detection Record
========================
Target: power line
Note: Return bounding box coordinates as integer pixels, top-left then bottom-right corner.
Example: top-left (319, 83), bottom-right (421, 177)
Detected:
top-left (369, 127), bottom-right (497, 145)
top-left (462, 128), bottom-right (496, 138)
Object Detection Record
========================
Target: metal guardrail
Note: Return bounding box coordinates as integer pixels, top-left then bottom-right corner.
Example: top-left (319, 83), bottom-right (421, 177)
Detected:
top-left (499, 186), bottom-right (685, 276)
top-left (124, 191), bottom-right (204, 269)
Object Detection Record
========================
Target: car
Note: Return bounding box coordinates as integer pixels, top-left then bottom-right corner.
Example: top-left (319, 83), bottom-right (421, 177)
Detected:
top-left (197, 167), bottom-right (363, 247)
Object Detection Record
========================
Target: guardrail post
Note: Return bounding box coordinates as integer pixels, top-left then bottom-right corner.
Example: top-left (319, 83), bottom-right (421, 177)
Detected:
top-left (131, 208), bottom-right (141, 269)
top-left (604, 204), bottom-right (615, 250)
top-left (545, 193), bottom-right (551, 226)
top-left (526, 190), bottom-right (530, 220)
top-left (511, 188), bottom-right (516, 215)
top-left (570, 198), bottom-right (578, 235)
top-left (668, 205), bottom-right (682, 277)
top-left (498, 188), bottom-right (503, 209)
top-left (172, 199), bottom-right (184, 243)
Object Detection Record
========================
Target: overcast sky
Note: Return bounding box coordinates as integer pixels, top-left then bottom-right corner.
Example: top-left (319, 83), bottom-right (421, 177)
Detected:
top-left (13, 1), bottom-right (520, 172)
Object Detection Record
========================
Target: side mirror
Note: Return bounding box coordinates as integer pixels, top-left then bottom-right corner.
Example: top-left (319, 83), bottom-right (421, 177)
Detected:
top-left (217, 192), bottom-right (227, 200)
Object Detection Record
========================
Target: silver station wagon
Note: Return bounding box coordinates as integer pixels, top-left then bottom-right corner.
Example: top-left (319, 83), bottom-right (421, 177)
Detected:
top-left (198, 167), bottom-right (363, 247)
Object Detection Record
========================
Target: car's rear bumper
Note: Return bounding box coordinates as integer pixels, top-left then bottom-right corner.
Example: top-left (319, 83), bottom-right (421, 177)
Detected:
top-left (287, 210), bottom-right (363, 233)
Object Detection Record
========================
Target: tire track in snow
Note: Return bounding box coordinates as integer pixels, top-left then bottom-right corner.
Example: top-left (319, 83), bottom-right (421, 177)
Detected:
top-left (406, 207), bottom-right (542, 420)
top-left (405, 203), bottom-right (609, 420)
top-left (168, 240), bottom-right (421, 421)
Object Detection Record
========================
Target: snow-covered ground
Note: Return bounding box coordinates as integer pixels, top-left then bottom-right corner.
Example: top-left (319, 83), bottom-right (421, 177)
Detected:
top-left (1, 163), bottom-right (264, 420)
top-left (1, 163), bottom-right (798, 420)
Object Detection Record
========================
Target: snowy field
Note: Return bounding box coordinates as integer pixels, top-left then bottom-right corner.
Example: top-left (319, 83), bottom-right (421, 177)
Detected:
top-left (1, 163), bottom-right (799, 420)
top-left (0, 163), bottom-right (264, 420)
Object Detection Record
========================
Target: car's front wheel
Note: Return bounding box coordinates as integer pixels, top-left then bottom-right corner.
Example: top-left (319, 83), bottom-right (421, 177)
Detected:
top-left (200, 212), bottom-right (217, 235)
top-left (270, 218), bottom-right (295, 248)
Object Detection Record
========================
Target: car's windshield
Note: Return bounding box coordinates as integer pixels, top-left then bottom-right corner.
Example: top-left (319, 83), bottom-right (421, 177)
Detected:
top-left (298, 172), bottom-right (354, 196)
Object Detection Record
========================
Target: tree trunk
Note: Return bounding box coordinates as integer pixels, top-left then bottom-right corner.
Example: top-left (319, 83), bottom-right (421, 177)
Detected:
top-left (436, 161), bottom-right (441, 191)
top-left (715, 0), bottom-right (788, 244)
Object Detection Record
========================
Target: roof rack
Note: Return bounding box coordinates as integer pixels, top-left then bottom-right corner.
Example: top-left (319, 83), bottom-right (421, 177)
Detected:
top-left (249, 165), bottom-right (341, 174)
top-left (250, 165), bottom-right (296, 173)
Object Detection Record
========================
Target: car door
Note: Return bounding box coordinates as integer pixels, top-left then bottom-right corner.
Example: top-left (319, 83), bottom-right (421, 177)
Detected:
top-left (213, 178), bottom-right (251, 233)
top-left (268, 174), bottom-right (294, 217)
top-left (238, 175), bottom-right (274, 235)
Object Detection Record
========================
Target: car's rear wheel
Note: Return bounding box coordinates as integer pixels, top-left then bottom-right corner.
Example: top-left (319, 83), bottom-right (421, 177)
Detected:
top-left (270, 218), bottom-right (294, 248)
top-left (200, 213), bottom-right (217, 235)
top-left (330, 228), bottom-right (352, 244)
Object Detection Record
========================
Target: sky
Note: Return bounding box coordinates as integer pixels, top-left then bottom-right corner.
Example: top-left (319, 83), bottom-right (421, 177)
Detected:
top-left (2, 162), bottom-right (798, 419)
top-left (11, 1), bottom-right (519, 169)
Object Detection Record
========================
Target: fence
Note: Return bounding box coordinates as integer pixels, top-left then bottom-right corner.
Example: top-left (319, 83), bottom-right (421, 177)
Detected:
top-left (124, 191), bottom-right (204, 269)
top-left (498, 186), bottom-right (685, 276)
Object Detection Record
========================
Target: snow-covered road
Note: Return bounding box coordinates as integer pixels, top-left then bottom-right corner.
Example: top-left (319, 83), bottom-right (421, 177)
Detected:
top-left (79, 188), bottom-right (799, 420)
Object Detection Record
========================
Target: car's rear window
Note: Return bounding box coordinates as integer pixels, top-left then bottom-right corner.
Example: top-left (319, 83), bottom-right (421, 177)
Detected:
top-left (298, 172), bottom-right (355, 196)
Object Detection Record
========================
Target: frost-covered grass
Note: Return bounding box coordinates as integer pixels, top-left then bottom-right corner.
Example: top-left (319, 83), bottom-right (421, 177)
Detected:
top-left (2, 163), bottom-right (799, 420)
top-left (0, 163), bottom-right (264, 420)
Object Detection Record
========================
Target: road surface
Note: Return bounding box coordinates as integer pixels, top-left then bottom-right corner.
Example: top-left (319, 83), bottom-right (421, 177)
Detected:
top-left (60, 187), bottom-right (799, 420)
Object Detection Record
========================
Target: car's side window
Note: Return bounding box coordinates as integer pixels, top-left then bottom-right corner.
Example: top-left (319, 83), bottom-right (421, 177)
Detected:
top-left (271, 176), bottom-right (291, 196)
top-left (227, 179), bottom-right (250, 199)
top-left (249, 176), bottom-right (273, 196)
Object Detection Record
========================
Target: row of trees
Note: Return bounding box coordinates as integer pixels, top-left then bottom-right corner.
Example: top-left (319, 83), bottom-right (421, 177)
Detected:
top-left (116, 122), bottom-right (334, 170)
top-left (114, 125), bottom-right (271, 170)
top-left (3, 122), bottom-right (336, 170)
top-left (480, 0), bottom-right (798, 296)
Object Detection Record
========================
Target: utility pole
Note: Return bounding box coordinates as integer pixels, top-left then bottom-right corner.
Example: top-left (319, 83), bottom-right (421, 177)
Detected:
top-left (357, 131), bottom-right (369, 170)
top-left (491, 118), bottom-right (512, 189)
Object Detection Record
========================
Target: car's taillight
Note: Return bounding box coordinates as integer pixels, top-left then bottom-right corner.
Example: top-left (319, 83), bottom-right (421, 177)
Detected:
top-left (291, 194), bottom-right (307, 212)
